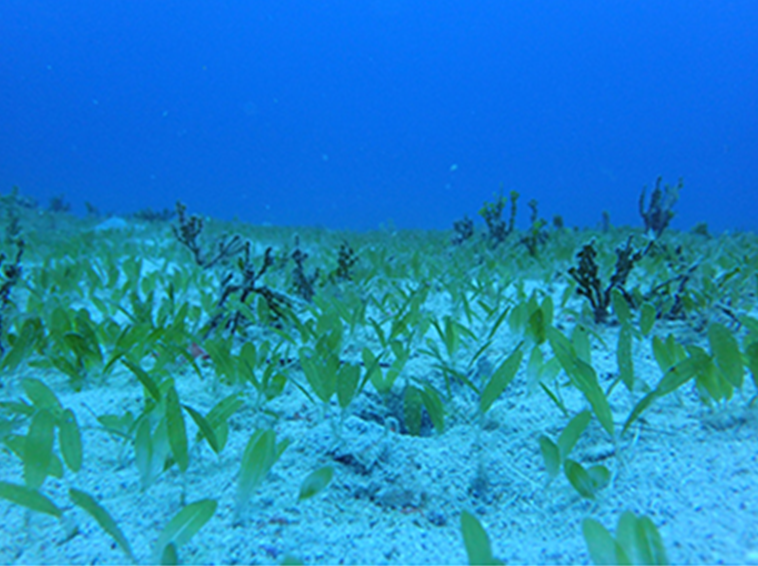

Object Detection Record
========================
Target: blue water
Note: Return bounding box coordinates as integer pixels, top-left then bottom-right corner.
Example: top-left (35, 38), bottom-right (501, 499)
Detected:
top-left (2, 0), bottom-right (756, 232)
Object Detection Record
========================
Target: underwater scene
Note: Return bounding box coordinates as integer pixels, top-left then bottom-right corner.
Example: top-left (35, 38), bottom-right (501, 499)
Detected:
top-left (1, 1), bottom-right (757, 565)
top-left (1, 187), bottom-right (757, 564)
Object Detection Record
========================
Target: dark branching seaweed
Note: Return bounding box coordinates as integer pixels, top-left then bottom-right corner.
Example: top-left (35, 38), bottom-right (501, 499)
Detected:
top-left (568, 237), bottom-right (646, 324)
top-left (643, 263), bottom-right (697, 321)
top-left (48, 193), bottom-right (71, 213)
top-left (479, 195), bottom-right (506, 244)
top-left (2, 186), bottom-right (37, 210)
top-left (4, 205), bottom-right (21, 249)
top-left (0, 239), bottom-right (24, 355)
top-left (478, 190), bottom-right (519, 247)
top-left (206, 243), bottom-right (292, 337)
top-left (132, 206), bottom-right (175, 223)
top-left (172, 201), bottom-right (244, 269)
top-left (291, 236), bottom-right (319, 302)
top-left (332, 241), bottom-right (358, 282)
top-left (691, 222), bottom-right (710, 238)
top-left (639, 241), bottom-right (692, 320)
top-left (84, 201), bottom-right (100, 217)
top-left (451, 215), bottom-right (474, 246)
top-left (521, 199), bottom-right (548, 256)
top-left (639, 177), bottom-right (682, 238)
top-left (173, 202), bottom-right (293, 335)
top-left (0, 199), bottom-right (24, 354)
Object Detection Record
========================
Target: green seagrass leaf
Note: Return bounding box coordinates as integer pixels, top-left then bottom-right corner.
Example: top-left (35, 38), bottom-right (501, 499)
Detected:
top-left (69, 488), bottom-right (135, 562)
top-left (557, 410), bottom-right (591, 461)
top-left (655, 353), bottom-right (701, 396)
top-left (587, 464), bottom-right (610, 492)
top-left (572, 325), bottom-right (592, 365)
top-left (336, 363), bottom-right (360, 410)
top-left (480, 346), bottom-right (523, 415)
top-left (540, 295), bottom-right (554, 329)
top-left (165, 387), bottom-right (188, 472)
top-left (564, 459), bottom-right (597, 499)
top-left (154, 499), bottom-right (217, 564)
top-left (183, 404), bottom-right (219, 454)
top-left (403, 385), bottom-right (423, 437)
top-left (59, 408), bottom-right (83, 473)
top-left (134, 416), bottom-right (153, 488)
top-left (122, 359), bottom-right (161, 402)
top-left (538, 436), bottom-right (560, 480)
top-left (237, 430), bottom-right (274, 509)
top-left (24, 409), bottom-right (55, 489)
top-left (525, 345), bottom-right (544, 391)
top-left (695, 356), bottom-right (731, 402)
top-left (299, 347), bottom-right (336, 404)
top-left (622, 391), bottom-right (659, 434)
top-left (639, 302), bottom-right (656, 336)
top-left (745, 341), bottom-right (758, 390)
top-left (298, 466), bottom-right (334, 501)
top-left (21, 378), bottom-right (62, 414)
top-left (611, 288), bottom-right (631, 326)
top-left (460, 510), bottom-right (502, 565)
top-left (161, 543), bottom-right (178, 565)
top-left (420, 385), bottom-right (445, 434)
top-left (0, 481), bottom-right (62, 518)
top-left (707, 323), bottom-right (744, 388)
top-left (485, 305), bottom-right (511, 342)
top-left (618, 324), bottom-right (634, 391)
top-left (574, 359), bottom-right (614, 438)
top-left (617, 511), bottom-right (669, 565)
top-left (582, 518), bottom-right (629, 565)
top-left (204, 394), bottom-right (243, 451)
top-left (634, 515), bottom-right (669, 565)
top-left (527, 308), bottom-right (546, 345)
top-left (1, 318), bottom-right (44, 372)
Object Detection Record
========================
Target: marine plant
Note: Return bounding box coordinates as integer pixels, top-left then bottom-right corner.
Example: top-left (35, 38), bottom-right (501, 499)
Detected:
top-left (1, 185), bottom-right (38, 210)
top-left (234, 428), bottom-right (289, 525)
top-left (451, 215), bottom-right (475, 245)
top-left (583, 511), bottom-right (668, 565)
top-left (623, 320), bottom-right (753, 433)
top-left (296, 305), bottom-right (373, 441)
top-left (32, 307), bottom-right (107, 391)
top-left (421, 314), bottom-right (480, 398)
top-left (478, 190), bottom-right (519, 247)
top-left (204, 243), bottom-right (293, 337)
top-left (568, 237), bottom-right (646, 324)
top-left (297, 465), bottom-right (334, 501)
top-left (460, 509), bottom-right (503, 565)
top-left (290, 235), bottom-right (319, 301)
top-left (154, 498), bottom-right (218, 563)
top-left (328, 240), bottom-right (359, 282)
top-left (130, 206), bottom-right (175, 223)
top-left (538, 409), bottom-right (609, 500)
top-left (521, 198), bottom-right (548, 256)
top-left (0, 235), bottom-right (24, 355)
top-left (172, 200), bottom-right (244, 269)
top-left (639, 176), bottom-right (682, 238)
top-left (0, 195), bottom-right (754, 563)
top-left (47, 193), bottom-right (71, 213)
top-left (547, 325), bottom-right (615, 440)
top-left (0, 378), bottom-right (82, 489)
top-left (120, 360), bottom-right (224, 492)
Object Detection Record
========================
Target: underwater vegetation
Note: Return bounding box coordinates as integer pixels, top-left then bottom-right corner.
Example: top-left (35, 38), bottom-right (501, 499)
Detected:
top-left (0, 181), bottom-right (756, 564)
top-left (478, 189), bottom-right (519, 247)
top-left (639, 177), bottom-right (682, 238)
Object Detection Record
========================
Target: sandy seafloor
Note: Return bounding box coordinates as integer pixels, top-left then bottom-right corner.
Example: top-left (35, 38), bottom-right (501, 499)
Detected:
top-left (1, 270), bottom-right (758, 565)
